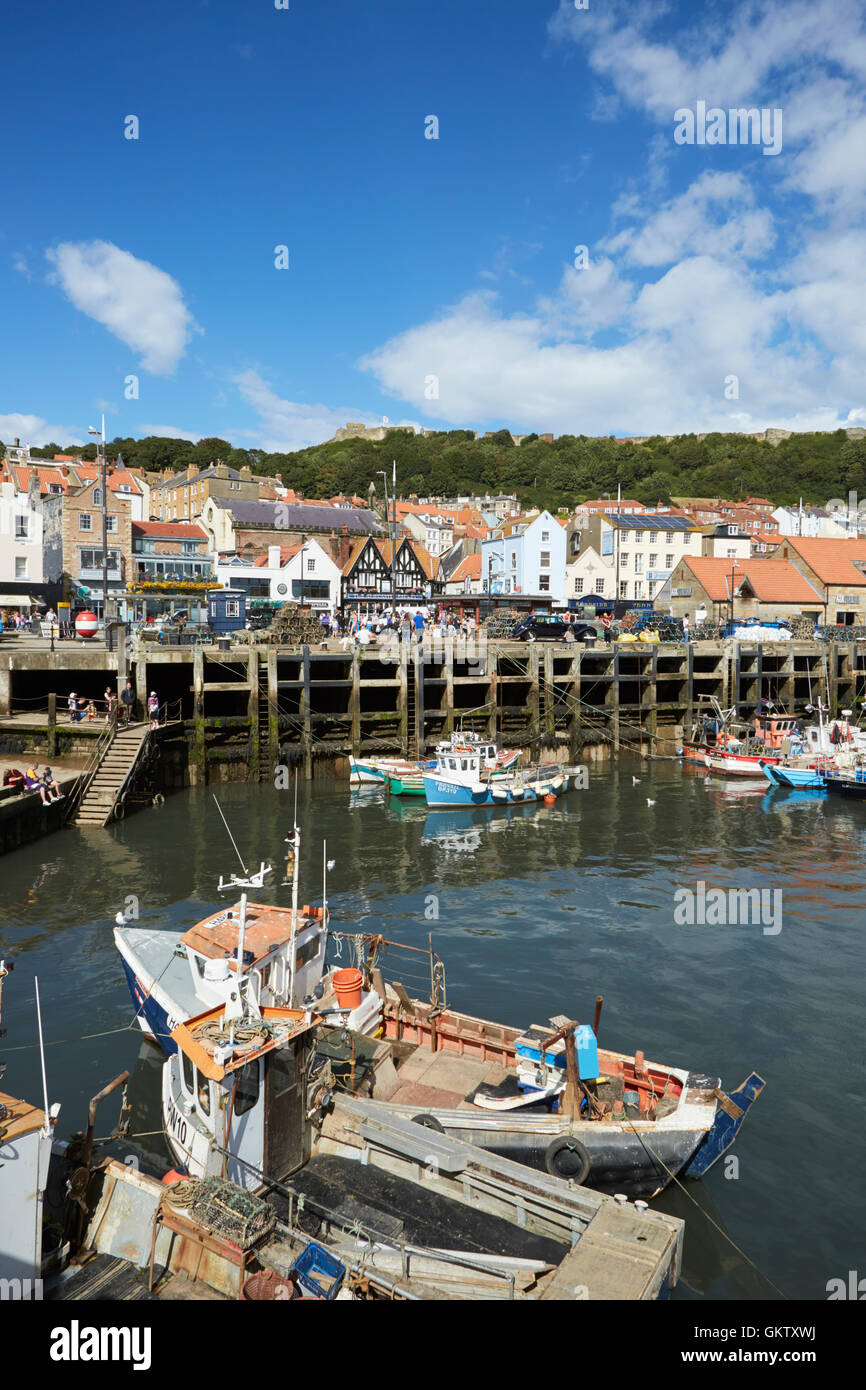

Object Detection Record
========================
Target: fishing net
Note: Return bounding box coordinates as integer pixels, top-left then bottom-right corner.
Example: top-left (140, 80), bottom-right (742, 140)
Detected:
top-left (164, 1177), bottom-right (275, 1249)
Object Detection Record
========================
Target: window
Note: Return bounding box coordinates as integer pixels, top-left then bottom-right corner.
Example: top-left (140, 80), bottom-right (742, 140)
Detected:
top-left (79, 547), bottom-right (120, 570)
top-left (620, 552), bottom-right (629, 567)
top-left (234, 1060), bottom-right (260, 1116)
top-left (539, 551), bottom-right (550, 568)
top-left (665, 553), bottom-right (673, 568)
top-left (306, 558), bottom-right (315, 572)
top-left (272, 1047), bottom-right (296, 1097)
top-left (15, 558), bottom-right (27, 578)
top-left (620, 581), bottom-right (628, 598)
top-left (649, 531), bottom-right (658, 544)
top-left (106, 515), bottom-right (118, 533)
top-left (15, 515), bottom-right (28, 538)
top-left (541, 530), bottom-right (550, 542)
top-left (539, 574), bottom-right (550, 591)
top-left (79, 513), bottom-right (93, 531)
top-left (634, 555), bottom-right (643, 573)
top-left (295, 933), bottom-right (321, 971)
top-left (634, 582), bottom-right (643, 599)
top-left (181, 1050), bottom-right (194, 1095)
top-left (93, 488), bottom-right (102, 506)
top-left (197, 1070), bottom-right (211, 1115)
top-left (649, 553), bottom-right (657, 568)
top-left (575, 577), bottom-right (584, 594)
top-left (634, 531), bottom-right (643, 544)
top-left (595, 578), bottom-right (605, 594)
top-left (225, 600), bottom-right (240, 617)
top-left (511, 553), bottom-right (516, 568)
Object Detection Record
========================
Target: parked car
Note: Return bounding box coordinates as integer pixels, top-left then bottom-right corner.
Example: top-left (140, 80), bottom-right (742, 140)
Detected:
top-left (510, 614), bottom-right (599, 642)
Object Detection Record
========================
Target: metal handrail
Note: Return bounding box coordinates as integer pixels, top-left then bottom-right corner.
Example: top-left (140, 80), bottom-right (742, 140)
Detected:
top-left (63, 719), bottom-right (121, 823)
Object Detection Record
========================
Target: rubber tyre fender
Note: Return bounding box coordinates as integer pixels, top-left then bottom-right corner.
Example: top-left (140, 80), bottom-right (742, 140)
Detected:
top-left (544, 1135), bottom-right (591, 1183)
top-left (113, 802), bottom-right (125, 821)
top-left (152, 792), bottom-right (165, 805)
top-left (411, 1113), bottom-right (445, 1133)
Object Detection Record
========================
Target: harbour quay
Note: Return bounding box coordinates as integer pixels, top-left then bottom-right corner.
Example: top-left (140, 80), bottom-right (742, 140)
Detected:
top-left (1, 634), bottom-right (863, 796)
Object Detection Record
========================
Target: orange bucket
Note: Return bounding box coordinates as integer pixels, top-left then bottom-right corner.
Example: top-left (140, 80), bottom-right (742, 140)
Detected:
top-left (333, 967), bottom-right (363, 1010)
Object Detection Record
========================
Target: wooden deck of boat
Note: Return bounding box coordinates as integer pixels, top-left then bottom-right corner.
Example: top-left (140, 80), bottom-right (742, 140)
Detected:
top-left (384, 1045), bottom-right (510, 1109)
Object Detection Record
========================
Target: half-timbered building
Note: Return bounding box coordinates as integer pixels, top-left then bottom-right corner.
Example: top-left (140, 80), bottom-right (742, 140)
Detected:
top-left (341, 538), bottom-right (441, 608)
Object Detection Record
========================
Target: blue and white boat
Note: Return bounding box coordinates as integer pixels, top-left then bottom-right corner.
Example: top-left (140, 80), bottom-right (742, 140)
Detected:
top-left (350, 730), bottom-right (519, 786)
top-left (761, 762), bottom-right (827, 789)
top-left (423, 745), bottom-right (569, 808)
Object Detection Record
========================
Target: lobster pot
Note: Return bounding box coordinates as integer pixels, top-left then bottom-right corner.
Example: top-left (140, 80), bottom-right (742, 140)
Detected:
top-left (167, 1177), bottom-right (276, 1249)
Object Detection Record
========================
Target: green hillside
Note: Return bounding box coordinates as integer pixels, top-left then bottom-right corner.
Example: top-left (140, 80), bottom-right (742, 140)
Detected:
top-left (18, 427), bottom-right (866, 514)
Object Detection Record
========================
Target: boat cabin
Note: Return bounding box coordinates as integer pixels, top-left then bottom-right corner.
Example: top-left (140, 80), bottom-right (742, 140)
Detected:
top-left (179, 902), bottom-right (329, 1012)
top-left (164, 1006), bottom-right (319, 1190)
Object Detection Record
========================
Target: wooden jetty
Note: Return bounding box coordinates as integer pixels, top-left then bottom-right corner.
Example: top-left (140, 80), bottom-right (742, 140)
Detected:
top-left (1, 635), bottom-right (864, 789)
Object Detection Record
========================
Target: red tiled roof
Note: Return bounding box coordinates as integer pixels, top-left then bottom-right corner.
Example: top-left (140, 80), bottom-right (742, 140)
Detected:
top-left (771, 537), bottom-right (866, 586)
top-left (253, 545), bottom-right (302, 567)
top-left (680, 556), bottom-right (823, 604)
top-left (448, 554), bottom-right (482, 583)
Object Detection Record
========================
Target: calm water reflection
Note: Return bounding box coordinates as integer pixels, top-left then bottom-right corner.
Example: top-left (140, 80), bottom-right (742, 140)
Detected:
top-left (1, 757), bottom-right (862, 1300)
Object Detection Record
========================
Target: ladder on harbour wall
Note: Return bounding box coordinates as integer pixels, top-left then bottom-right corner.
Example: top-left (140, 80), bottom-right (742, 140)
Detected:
top-left (68, 724), bottom-right (151, 828)
top-left (405, 659), bottom-right (417, 759)
top-left (257, 680), bottom-right (271, 780)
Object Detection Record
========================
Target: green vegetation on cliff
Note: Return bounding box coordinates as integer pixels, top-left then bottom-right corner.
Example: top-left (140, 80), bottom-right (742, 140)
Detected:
top-left (14, 427), bottom-right (866, 512)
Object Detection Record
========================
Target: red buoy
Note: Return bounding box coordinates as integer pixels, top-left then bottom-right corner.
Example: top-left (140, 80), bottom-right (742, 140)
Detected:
top-left (75, 609), bottom-right (99, 640)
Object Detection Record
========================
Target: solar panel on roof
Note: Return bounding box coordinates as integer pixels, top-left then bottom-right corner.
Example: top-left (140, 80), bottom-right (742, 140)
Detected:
top-left (608, 514), bottom-right (695, 530)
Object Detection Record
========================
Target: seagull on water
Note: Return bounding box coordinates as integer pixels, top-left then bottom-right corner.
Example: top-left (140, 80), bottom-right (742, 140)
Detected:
top-left (646, 798), bottom-right (656, 807)
top-left (632, 776), bottom-right (640, 785)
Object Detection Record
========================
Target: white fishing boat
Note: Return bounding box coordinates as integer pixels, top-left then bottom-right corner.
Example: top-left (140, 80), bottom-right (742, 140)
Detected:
top-left (115, 825), bottom-right (382, 1054)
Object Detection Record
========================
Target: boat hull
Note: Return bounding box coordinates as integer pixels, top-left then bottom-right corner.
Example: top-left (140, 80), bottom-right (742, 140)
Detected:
top-left (423, 773), bottom-right (568, 808)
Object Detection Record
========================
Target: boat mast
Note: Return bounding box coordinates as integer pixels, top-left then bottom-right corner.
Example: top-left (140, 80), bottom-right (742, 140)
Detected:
top-left (287, 823), bottom-right (301, 1006)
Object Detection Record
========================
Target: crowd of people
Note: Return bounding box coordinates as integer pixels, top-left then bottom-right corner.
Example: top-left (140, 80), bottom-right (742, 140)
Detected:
top-left (64, 681), bottom-right (158, 728)
top-left (339, 605), bottom-right (478, 646)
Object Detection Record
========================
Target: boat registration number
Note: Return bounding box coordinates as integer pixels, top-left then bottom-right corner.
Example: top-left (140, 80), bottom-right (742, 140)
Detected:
top-left (166, 1101), bottom-right (188, 1149)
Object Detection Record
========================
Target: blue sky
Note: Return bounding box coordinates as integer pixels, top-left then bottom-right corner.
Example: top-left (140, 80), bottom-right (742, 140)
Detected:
top-left (2, 0), bottom-right (865, 451)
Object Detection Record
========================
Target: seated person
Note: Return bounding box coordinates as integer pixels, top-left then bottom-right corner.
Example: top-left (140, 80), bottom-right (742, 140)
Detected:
top-left (24, 765), bottom-right (60, 804)
top-left (42, 766), bottom-right (63, 800)
top-left (2, 767), bottom-right (26, 793)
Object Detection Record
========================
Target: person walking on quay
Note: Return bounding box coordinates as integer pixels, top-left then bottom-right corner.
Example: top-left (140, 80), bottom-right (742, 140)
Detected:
top-left (682, 613), bottom-right (691, 643)
top-left (104, 686), bottom-right (117, 726)
top-left (120, 679), bottom-right (136, 726)
top-left (147, 691), bottom-right (160, 730)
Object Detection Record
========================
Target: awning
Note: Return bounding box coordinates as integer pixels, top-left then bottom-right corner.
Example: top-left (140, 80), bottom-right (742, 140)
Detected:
top-left (0, 593), bottom-right (39, 607)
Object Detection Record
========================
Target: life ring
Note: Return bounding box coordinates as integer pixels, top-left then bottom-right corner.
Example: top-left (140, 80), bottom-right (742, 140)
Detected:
top-left (544, 1136), bottom-right (591, 1183)
top-left (152, 793), bottom-right (165, 806)
top-left (411, 1113), bottom-right (444, 1133)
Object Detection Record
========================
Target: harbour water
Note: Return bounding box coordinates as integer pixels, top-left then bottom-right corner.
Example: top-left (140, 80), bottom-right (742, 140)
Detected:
top-left (1, 759), bottom-right (862, 1301)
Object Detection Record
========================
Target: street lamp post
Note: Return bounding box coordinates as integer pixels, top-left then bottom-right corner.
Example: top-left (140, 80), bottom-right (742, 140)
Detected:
top-left (87, 414), bottom-right (108, 642)
top-left (377, 467), bottom-right (395, 603)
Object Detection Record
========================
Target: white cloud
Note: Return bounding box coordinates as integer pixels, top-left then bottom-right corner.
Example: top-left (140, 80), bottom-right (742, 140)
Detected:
top-left (605, 171), bottom-right (775, 267)
top-left (233, 369), bottom-right (418, 452)
top-left (45, 240), bottom-right (198, 374)
top-left (0, 413), bottom-right (84, 447)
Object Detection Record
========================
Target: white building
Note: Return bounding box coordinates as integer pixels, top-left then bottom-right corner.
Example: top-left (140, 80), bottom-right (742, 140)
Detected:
top-left (772, 504), bottom-right (849, 538)
top-left (401, 511), bottom-right (455, 556)
top-left (0, 477), bottom-right (43, 583)
top-left (216, 539), bottom-right (342, 611)
top-left (565, 545), bottom-right (614, 602)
